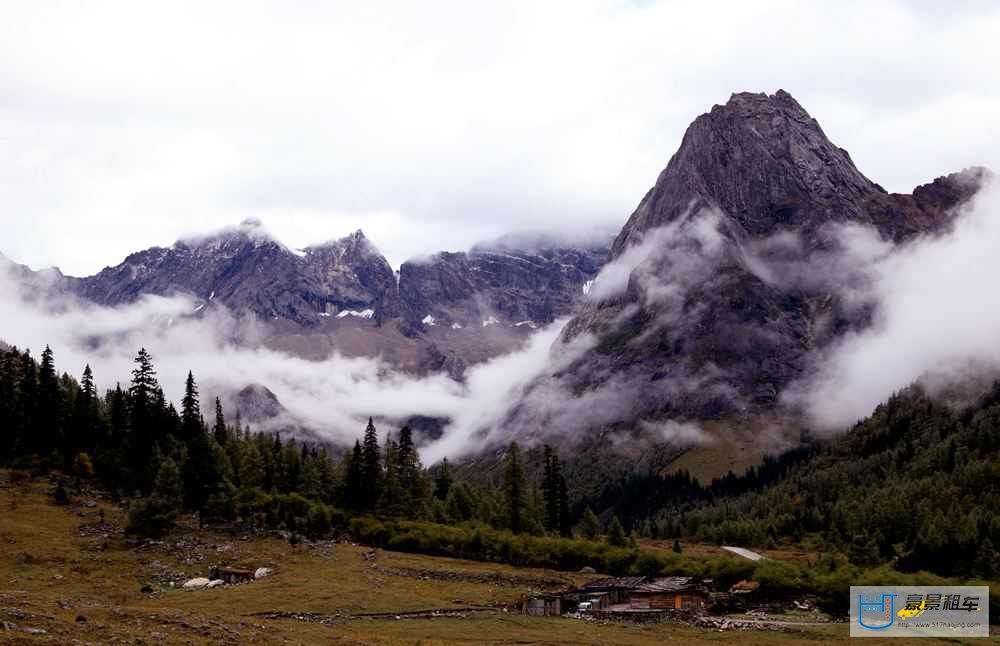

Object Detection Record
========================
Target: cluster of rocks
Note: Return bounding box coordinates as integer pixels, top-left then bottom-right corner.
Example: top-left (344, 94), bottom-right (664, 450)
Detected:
top-left (181, 567), bottom-right (272, 591)
top-left (693, 615), bottom-right (790, 632)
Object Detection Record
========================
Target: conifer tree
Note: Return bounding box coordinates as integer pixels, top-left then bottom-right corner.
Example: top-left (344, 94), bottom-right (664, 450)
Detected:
top-left (503, 442), bottom-right (526, 533)
top-left (180, 371), bottom-right (201, 441)
top-left (607, 515), bottom-right (627, 547)
top-left (37, 345), bottom-right (65, 462)
top-left (433, 458), bottom-right (453, 500)
top-left (344, 440), bottom-right (364, 511)
top-left (557, 472), bottom-right (571, 536)
top-left (580, 507), bottom-right (601, 539)
top-left (360, 417), bottom-right (381, 512)
top-left (379, 434), bottom-right (404, 516)
top-left (213, 397), bottom-right (227, 446)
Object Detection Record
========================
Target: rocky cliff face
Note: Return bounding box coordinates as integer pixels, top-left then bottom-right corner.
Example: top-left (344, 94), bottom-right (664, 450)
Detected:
top-left (67, 220), bottom-right (399, 328)
top-left (398, 232), bottom-right (606, 335)
top-left (533, 91), bottom-right (987, 431)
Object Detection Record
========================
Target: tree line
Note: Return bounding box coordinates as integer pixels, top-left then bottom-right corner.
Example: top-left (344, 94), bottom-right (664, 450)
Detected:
top-left (0, 344), bottom-right (630, 543)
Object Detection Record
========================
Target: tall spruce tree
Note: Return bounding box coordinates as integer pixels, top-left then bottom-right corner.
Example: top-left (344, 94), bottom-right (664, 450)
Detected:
top-left (433, 458), bottom-right (453, 501)
top-left (36, 345), bottom-right (64, 462)
top-left (180, 371), bottom-right (201, 441)
top-left (344, 440), bottom-right (364, 511)
top-left (360, 417), bottom-right (381, 512)
top-left (503, 442), bottom-right (526, 534)
top-left (127, 349), bottom-right (159, 491)
top-left (557, 472), bottom-right (571, 536)
top-left (213, 397), bottom-right (227, 446)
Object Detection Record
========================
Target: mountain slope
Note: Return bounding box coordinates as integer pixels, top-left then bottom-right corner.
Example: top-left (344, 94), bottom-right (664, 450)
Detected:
top-left (533, 90), bottom-right (987, 434)
top-left (67, 220), bottom-right (399, 328)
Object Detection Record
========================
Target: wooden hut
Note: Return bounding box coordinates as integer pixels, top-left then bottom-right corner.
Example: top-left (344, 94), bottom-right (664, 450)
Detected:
top-left (628, 577), bottom-right (711, 610)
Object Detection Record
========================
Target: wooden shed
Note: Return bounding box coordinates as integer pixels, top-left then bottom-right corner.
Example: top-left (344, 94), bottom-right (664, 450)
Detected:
top-left (628, 577), bottom-right (711, 611)
top-left (523, 593), bottom-right (562, 616)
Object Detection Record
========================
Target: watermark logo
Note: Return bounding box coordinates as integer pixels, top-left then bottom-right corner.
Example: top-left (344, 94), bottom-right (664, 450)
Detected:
top-left (850, 586), bottom-right (989, 638)
top-left (857, 592), bottom-right (896, 630)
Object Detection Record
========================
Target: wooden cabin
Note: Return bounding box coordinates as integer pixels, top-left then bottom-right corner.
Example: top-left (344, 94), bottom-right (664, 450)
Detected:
top-left (628, 577), bottom-right (711, 610)
top-left (523, 593), bottom-right (562, 616)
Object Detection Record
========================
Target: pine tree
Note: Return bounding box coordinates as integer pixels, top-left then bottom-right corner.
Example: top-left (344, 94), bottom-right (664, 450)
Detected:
top-left (379, 434), bottom-right (405, 516)
top-left (69, 364), bottom-right (100, 458)
top-left (579, 507), bottom-right (601, 539)
top-left (503, 442), bottom-right (526, 533)
top-left (433, 458), bottom-right (453, 500)
top-left (542, 445), bottom-right (557, 532)
top-left (180, 371), bottom-right (201, 441)
top-left (344, 440), bottom-right (364, 511)
top-left (360, 417), bottom-right (381, 513)
top-left (127, 349), bottom-right (160, 492)
top-left (607, 515), bottom-right (627, 547)
top-left (37, 345), bottom-right (65, 463)
top-left (213, 397), bottom-right (227, 446)
top-left (557, 473), bottom-right (571, 536)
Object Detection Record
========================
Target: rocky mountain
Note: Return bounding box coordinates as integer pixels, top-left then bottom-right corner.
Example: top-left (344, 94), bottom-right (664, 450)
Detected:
top-left (512, 90), bottom-right (988, 442)
top-left (398, 232), bottom-right (607, 335)
top-left (67, 220), bottom-right (399, 327)
top-left (2, 222), bottom-right (609, 382)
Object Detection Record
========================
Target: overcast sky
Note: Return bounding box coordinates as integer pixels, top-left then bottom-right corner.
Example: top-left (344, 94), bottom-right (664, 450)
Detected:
top-left (1, 1), bottom-right (998, 275)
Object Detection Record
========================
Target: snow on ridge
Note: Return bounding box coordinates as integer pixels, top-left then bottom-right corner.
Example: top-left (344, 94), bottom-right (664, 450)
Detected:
top-left (337, 308), bottom-right (375, 319)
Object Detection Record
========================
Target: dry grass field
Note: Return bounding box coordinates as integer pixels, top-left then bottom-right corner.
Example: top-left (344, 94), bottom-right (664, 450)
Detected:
top-left (0, 471), bottom-right (992, 645)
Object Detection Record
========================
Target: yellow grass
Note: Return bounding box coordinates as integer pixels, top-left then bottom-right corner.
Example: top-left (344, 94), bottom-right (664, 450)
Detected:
top-left (0, 471), bottom-right (991, 645)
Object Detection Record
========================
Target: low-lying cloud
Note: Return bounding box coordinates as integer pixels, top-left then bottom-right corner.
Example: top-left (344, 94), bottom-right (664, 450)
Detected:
top-left (788, 176), bottom-right (1000, 430)
top-left (0, 267), bottom-right (566, 462)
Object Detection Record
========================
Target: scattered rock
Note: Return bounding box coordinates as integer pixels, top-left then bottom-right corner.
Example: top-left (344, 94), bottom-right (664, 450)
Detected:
top-left (23, 627), bottom-right (47, 635)
top-left (75, 615), bottom-right (87, 623)
top-left (206, 580), bottom-right (225, 589)
top-left (182, 577), bottom-right (211, 589)
top-left (140, 584), bottom-right (154, 594)
top-left (254, 567), bottom-right (272, 580)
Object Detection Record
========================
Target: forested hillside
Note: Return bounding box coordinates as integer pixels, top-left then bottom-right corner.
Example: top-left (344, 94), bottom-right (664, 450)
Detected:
top-left (631, 386), bottom-right (1000, 579)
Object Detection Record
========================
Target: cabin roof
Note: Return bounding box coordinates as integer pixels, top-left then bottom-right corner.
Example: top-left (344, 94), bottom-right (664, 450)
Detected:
top-left (580, 576), bottom-right (647, 590)
top-left (632, 576), bottom-right (699, 593)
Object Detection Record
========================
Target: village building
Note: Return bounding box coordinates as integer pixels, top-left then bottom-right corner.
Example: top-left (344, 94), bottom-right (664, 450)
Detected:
top-left (628, 577), bottom-right (711, 610)
top-left (523, 575), bottom-right (713, 617)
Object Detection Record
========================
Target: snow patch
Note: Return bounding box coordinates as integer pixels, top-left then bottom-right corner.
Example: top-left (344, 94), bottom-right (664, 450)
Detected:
top-left (422, 314), bottom-right (437, 326)
top-left (451, 322), bottom-right (463, 330)
top-left (582, 279), bottom-right (595, 295)
top-left (514, 320), bottom-right (537, 329)
top-left (336, 309), bottom-right (375, 319)
top-left (193, 304), bottom-right (205, 313)
top-left (481, 316), bottom-right (499, 327)
top-left (209, 291), bottom-right (215, 300)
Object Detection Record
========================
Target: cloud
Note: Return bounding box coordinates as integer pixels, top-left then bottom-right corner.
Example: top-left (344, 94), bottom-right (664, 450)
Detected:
top-left (638, 420), bottom-right (713, 446)
top-left (786, 177), bottom-right (1000, 430)
top-left (1, 1), bottom-right (998, 276)
top-left (0, 265), bottom-right (568, 462)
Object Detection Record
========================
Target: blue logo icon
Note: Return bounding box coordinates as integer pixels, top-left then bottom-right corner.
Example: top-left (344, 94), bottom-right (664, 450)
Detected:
top-left (858, 593), bottom-right (897, 630)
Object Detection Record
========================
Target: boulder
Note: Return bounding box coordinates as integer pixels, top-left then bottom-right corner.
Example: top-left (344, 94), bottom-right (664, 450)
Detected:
top-left (254, 567), bottom-right (273, 580)
top-left (182, 577), bottom-right (210, 589)
top-left (579, 566), bottom-right (596, 574)
top-left (206, 579), bottom-right (225, 589)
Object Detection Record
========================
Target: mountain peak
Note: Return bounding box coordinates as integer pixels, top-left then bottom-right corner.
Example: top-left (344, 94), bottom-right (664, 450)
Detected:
top-left (610, 90), bottom-right (879, 257)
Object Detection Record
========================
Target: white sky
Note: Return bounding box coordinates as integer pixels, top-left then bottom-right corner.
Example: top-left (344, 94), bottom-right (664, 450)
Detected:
top-left (1, 0), bottom-right (998, 275)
